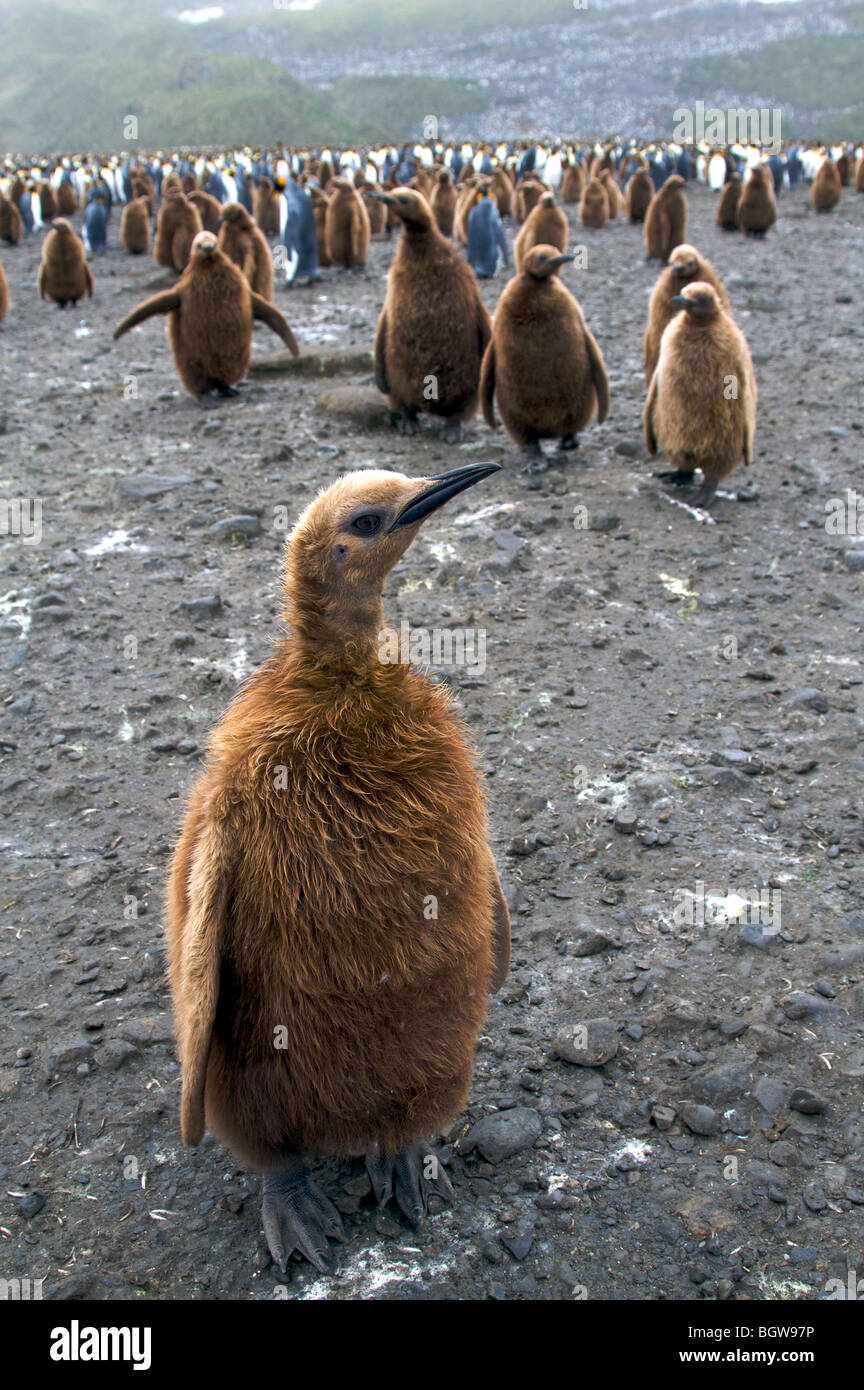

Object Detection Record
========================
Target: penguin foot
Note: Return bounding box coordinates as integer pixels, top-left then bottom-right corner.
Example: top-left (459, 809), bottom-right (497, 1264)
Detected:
top-left (442, 421), bottom-right (463, 445)
top-left (216, 385), bottom-right (240, 398)
top-left (519, 442), bottom-right (547, 475)
top-left (365, 1142), bottom-right (454, 1228)
top-left (690, 478), bottom-right (718, 509)
top-left (655, 468), bottom-right (695, 487)
top-left (262, 1162), bottom-right (346, 1275)
top-left (559, 433), bottom-right (579, 451)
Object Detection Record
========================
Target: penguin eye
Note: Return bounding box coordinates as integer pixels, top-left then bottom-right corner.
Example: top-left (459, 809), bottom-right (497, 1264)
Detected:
top-left (350, 513), bottom-right (382, 536)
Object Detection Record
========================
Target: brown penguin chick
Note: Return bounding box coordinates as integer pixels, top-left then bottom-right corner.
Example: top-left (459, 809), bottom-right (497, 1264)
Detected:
top-left (489, 168), bottom-right (513, 218)
top-left (836, 152), bottom-right (851, 186)
top-left (120, 197), bottom-right (151, 255)
top-left (513, 191), bottom-right (568, 270)
top-left (480, 244), bottom-right (609, 463)
top-left (37, 219), bottom-right (93, 307)
top-left (561, 160), bottom-right (585, 204)
top-left (154, 190), bottom-right (203, 273)
top-left (56, 180), bottom-right (77, 217)
top-left (188, 190), bottom-right (222, 234)
top-left (0, 259), bottom-right (8, 323)
top-left (600, 170), bottom-right (622, 219)
top-left (514, 177), bottom-right (545, 222)
top-left (216, 202), bottom-right (274, 300)
top-left (181, 172), bottom-right (197, 195)
top-left (644, 174), bottom-right (688, 259)
top-left (579, 178), bottom-right (609, 228)
top-left (162, 170), bottom-right (183, 198)
top-left (308, 187), bottom-right (332, 266)
top-left (253, 175), bottom-right (281, 235)
top-left (113, 231), bottom-right (298, 397)
top-left (0, 192), bottom-right (23, 246)
top-left (166, 462), bottom-right (509, 1273)
top-left (737, 165), bottom-right (776, 237)
top-left (856, 155), bottom-right (864, 194)
top-left (455, 178), bottom-right (479, 245)
top-left (643, 243), bottom-right (731, 385)
top-left (430, 167), bottom-right (457, 236)
top-left (364, 186), bottom-right (388, 235)
top-left (38, 182), bottom-right (57, 222)
top-left (645, 281), bottom-right (757, 509)
top-left (625, 169), bottom-right (653, 223)
top-left (716, 173), bottom-right (742, 231)
top-left (590, 150), bottom-right (614, 179)
top-left (812, 158), bottom-right (841, 212)
top-left (374, 189), bottom-right (492, 441)
top-left (324, 177), bottom-right (370, 269)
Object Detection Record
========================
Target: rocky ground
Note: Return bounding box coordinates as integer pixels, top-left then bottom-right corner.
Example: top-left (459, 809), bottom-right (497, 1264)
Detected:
top-left (1, 179), bottom-right (863, 1303)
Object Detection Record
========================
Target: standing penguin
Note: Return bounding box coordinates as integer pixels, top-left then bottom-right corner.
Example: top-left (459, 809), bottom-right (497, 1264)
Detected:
top-left (374, 189), bottom-right (491, 440)
top-left (645, 282), bottom-right (756, 508)
top-left (561, 160), bottom-right (584, 205)
top-left (217, 202), bottom-right (274, 300)
top-left (120, 197), bottom-right (151, 255)
top-left (253, 175), bottom-right (282, 235)
top-left (856, 155), bottom-right (864, 194)
top-left (466, 187), bottom-right (509, 278)
top-left (579, 178), bottom-right (609, 228)
top-left (113, 231), bottom-right (298, 397)
top-left (599, 170), bottom-right (622, 219)
top-left (0, 191), bottom-right (22, 246)
top-left (643, 243), bottom-right (730, 385)
top-left (0, 259), bottom-right (8, 323)
top-left (166, 463), bottom-right (510, 1274)
top-left (489, 168), bottom-right (513, 218)
top-left (514, 177), bottom-right (545, 223)
top-left (188, 190), bottom-right (222, 234)
top-left (812, 158), bottom-right (841, 212)
top-left (83, 196), bottom-right (108, 256)
top-left (737, 166), bottom-right (776, 237)
top-left (430, 167), bottom-right (457, 236)
top-left (480, 245), bottom-right (609, 461)
top-left (716, 173), bottom-right (742, 230)
top-left (324, 177), bottom-right (370, 269)
top-left (513, 190), bottom-right (567, 270)
top-left (38, 219), bottom-right (93, 307)
top-left (644, 174), bottom-right (687, 260)
top-left (154, 190), bottom-right (203, 273)
top-left (625, 168), bottom-right (653, 223)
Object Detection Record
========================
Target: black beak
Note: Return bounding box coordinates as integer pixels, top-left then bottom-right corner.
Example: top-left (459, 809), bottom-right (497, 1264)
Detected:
top-left (389, 463), bottom-right (502, 531)
top-left (670, 294), bottom-right (689, 308)
top-left (548, 253), bottom-right (575, 268)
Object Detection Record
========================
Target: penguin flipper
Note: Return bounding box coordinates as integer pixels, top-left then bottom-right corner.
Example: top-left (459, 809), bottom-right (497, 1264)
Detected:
top-left (487, 852), bottom-right (511, 991)
top-left (37, 263), bottom-right (46, 300)
top-left (585, 327), bottom-right (610, 424)
top-left (476, 297), bottom-right (492, 359)
top-left (84, 261), bottom-right (94, 298)
top-left (113, 290), bottom-right (181, 339)
top-left (374, 310), bottom-right (389, 394)
top-left (250, 291), bottom-right (299, 355)
top-left (479, 339), bottom-right (497, 429)
top-left (644, 371), bottom-right (659, 454)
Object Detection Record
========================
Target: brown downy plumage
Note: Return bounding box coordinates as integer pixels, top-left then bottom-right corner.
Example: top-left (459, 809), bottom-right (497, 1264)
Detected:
top-left (364, 186), bottom-right (387, 234)
top-left (645, 281), bottom-right (757, 509)
top-left (625, 169), bottom-right (653, 223)
top-left (56, 180), bottom-right (77, 216)
top-left (716, 174), bottom-right (742, 230)
top-left (737, 166), bottom-right (776, 236)
top-left (856, 155), bottom-right (864, 193)
top-left (579, 178), bottom-right (609, 228)
top-left (38, 181), bottom-right (57, 222)
top-left (166, 462), bottom-right (509, 1273)
top-left (216, 202), bottom-right (274, 300)
top-left (430, 168), bottom-right (457, 236)
top-left (114, 231), bottom-right (298, 397)
top-left (812, 158), bottom-right (841, 212)
top-left (253, 175), bottom-right (281, 235)
top-left (600, 169), bottom-right (622, 219)
top-left (513, 191), bottom-right (568, 270)
top-left (836, 152), bottom-right (851, 187)
top-left (0, 191), bottom-right (22, 246)
top-left (37, 219), bottom-right (93, 306)
top-left (481, 244), bottom-right (609, 457)
top-left (374, 189), bottom-right (491, 439)
top-left (514, 177), bottom-right (546, 222)
top-left (489, 168), bottom-right (513, 218)
top-left (161, 171), bottom-right (183, 198)
top-left (181, 172), bottom-right (197, 196)
top-left (455, 178), bottom-right (479, 245)
top-left (325, 177), bottom-right (370, 268)
top-left (0, 259), bottom-right (8, 323)
top-left (153, 190), bottom-right (202, 273)
top-left (120, 198), bottom-right (151, 255)
top-left (188, 190), bottom-right (222, 234)
top-left (644, 174), bottom-right (688, 260)
top-left (309, 187), bottom-right (332, 266)
top-left (561, 160), bottom-right (585, 204)
top-left (643, 243), bottom-right (731, 385)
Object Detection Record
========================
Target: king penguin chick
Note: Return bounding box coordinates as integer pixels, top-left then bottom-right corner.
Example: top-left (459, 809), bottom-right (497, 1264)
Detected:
top-left (216, 202), bottom-right (274, 300)
top-left (166, 463), bottom-right (510, 1274)
top-left (644, 174), bottom-right (687, 260)
top-left (812, 158), bottom-right (841, 213)
top-left (480, 245), bottom-right (608, 464)
top-left (643, 243), bottom-right (730, 385)
top-left (374, 189), bottom-right (492, 442)
top-left (324, 177), bottom-right (370, 269)
top-left (645, 282), bottom-right (757, 509)
top-left (737, 165), bottom-right (776, 237)
top-left (513, 191), bottom-right (567, 270)
top-left (38, 218), bottom-right (93, 307)
top-left (113, 231), bottom-right (298, 397)
top-left (154, 189), bottom-right (202, 273)
top-left (716, 173), bottom-right (742, 231)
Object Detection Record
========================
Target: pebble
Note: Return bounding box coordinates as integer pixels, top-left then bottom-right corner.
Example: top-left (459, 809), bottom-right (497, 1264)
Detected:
top-left (789, 1087), bottom-right (828, 1116)
top-left (802, 1181), bottom-right (827, 1213)
top-left (19, 1192), bottom-right (45, 1219)
top-left (553, 1016), bottom-right (619, 1066)
top-left (677, 1101), bottom-right (719, 1136)
top-left (209, 515), bottom-right (262, 542)
top-left (461, 1107), bottom-right (542, 1163)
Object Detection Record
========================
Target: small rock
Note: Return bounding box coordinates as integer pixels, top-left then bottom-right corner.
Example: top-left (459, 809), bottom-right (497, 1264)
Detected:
top-left (209, 515), bottom-right (261, 542)
top-left (677, 1101), bottom-right (719, 1136)
top-left (20, 1192), bottom-right (46, 1219)
top-left (461, 1107), bottom-right (542, 1163)
top-left (553, 1016), bottom-right (619, 1067)
top-left (789, 1087), bottom-right (828, 1116)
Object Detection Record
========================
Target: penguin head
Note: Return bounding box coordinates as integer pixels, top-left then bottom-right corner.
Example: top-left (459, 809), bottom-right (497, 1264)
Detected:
top-left (668, 243), bottom-right (701, 279)
top-left (285, 465), bottom-right (501, 598)
top-left (373, 188), bottom-right (433, 230)
top-left (539, 191), bottom-right (556, 207)
top-left (521, 245), bottom-right (574, 281)
top-left (220, 201), bottom-right (252, 229)
top-left (670, 282), bottom-right (721, 322)
top-left (189, 231), bottom-right (219, 264)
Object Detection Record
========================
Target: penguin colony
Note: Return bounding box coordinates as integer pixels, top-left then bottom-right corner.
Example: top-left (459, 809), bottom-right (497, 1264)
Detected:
top-left (2, 130), bottom-right (860, 1277)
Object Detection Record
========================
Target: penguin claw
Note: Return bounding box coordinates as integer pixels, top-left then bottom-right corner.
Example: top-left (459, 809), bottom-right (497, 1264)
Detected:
top-left (365, 1142), bottom-right (453, 1228)
top-left (559, 433), bottom-right (579, 452)
top-left (654, 468), bottom-right (695, 487)
top-left (262, 1166), bottom-right (346, 1276)
top-left (442, 421), bottom-right (463, 445)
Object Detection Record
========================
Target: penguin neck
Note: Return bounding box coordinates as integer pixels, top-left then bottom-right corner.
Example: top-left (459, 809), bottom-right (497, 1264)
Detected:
top-left (285, 568), bottom-right (385, 667)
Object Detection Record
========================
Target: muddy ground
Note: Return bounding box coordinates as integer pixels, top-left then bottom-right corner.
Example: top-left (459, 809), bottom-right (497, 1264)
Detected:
top-left (1, 181), bottom-right (863, 1303)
